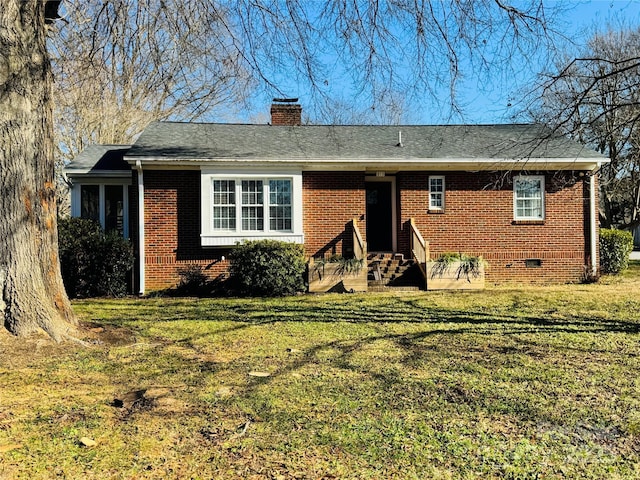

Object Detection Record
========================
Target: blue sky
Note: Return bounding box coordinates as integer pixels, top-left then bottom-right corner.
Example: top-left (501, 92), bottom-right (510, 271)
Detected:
top-left (237, 0), bottom-right (640, 125)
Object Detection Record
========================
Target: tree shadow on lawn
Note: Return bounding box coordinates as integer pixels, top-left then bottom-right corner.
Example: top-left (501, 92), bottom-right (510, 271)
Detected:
top-left (155, 295), bottom-right (640, 336)
top-left (86, 296), bottom-right (640, 459)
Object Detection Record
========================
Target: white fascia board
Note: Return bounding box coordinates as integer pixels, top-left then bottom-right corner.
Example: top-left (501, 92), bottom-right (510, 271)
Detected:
top-left (65, 169), bottom-right (133, 178)
top-left (130, 156), bottom-right (609, 172)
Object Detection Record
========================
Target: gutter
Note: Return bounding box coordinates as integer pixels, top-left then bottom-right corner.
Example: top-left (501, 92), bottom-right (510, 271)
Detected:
top-left (135, 160), bottom-right (145, 295)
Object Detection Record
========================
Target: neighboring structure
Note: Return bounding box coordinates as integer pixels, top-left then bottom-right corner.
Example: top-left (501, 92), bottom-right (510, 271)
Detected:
top-left (65, 101), bottom-right (608, 293)
top-left (632, 224), bottom-right (640, 250)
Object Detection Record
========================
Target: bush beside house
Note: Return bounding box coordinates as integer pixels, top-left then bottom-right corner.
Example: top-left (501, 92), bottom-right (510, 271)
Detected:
top-left (58, 217), bottom-right (134, 297)
top-left (229, 240), bottom-right (306, 296)
top-left (600, 228), bottom-right (633, 274)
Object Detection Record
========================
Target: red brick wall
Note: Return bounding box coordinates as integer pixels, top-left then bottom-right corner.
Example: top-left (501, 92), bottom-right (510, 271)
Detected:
top-left (302, 171), bottom-right (365, 258)
top-left (143, 170), bottom-right (229, 291)
top-left (138, 169), bottom-right (595, 289)
top-left (397, 171), bottom-right (593, 283)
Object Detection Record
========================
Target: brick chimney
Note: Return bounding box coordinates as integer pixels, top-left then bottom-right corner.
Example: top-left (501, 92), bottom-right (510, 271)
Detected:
top-left (270, 98), bottom-right (302, 126)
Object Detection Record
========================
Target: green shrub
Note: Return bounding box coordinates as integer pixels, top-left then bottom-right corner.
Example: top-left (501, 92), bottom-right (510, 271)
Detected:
top-left (600, 228), bottom-right (633, 274)
top-left (176, 264), bottom-right (209, 296)
top-left (58, 217), bottom-right (135, 297)
top-left (229, 240), bottom-right (305, 296)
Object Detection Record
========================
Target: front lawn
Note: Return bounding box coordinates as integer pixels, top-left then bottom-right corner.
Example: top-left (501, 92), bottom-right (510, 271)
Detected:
top-left (1, 265), bottom-right (640, 478)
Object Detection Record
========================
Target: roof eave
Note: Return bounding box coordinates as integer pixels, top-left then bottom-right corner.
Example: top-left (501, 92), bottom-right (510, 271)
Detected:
top-left (64, 169), bottom-right (133, 178)
top-left (126, 156), bottom-right (608, 172)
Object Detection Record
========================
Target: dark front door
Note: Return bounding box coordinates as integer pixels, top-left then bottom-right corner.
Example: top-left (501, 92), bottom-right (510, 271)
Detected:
top-left (365, 181), bottom-right (393, 251)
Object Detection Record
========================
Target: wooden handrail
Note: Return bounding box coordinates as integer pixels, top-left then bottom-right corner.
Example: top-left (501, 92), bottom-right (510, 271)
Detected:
top-left (352, 217), bottom-right (367, 260)
top-left (409, 218), bottom-right (429, 285)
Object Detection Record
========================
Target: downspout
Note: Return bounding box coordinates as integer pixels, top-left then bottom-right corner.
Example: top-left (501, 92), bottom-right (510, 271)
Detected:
top-left (590, 173), bottom-right (597, 277)
top-left (136, 160), bottom-right (145, 295)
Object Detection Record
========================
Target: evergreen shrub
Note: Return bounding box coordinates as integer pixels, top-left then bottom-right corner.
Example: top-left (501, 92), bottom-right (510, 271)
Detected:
top-left (229, 240), bottom-right (305, 296)
top-left (599, 228), bottom-right (633, 274)
top-left (58, 217), bottom-right (134, 297)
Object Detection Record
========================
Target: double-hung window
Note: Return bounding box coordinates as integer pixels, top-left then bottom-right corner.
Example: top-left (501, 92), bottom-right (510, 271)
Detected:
top-left (212, 180), bottom-right (236, 230)
top-left (514, 175), bottom-right (545, 220)
top-left (429, 176), bottom-right (445, 211)
top-left (241, 180), bottom-right (264, 231)
top-left (269, 179), bottom-right (292, 231)
top-left (203, 172), bottom-right (302, 246)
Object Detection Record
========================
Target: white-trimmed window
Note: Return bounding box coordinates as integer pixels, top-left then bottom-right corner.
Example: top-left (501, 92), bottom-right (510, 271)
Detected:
top-left (514, 175), bottom-right (545, 220)
top-left (269, 179), bottom-right (293, 231)
top-left (212, 180), bottom-right (236, 230)
top-left (429, 176), bottom-right (445, 211)
top-left (201, 171), bottom-right (303, 246)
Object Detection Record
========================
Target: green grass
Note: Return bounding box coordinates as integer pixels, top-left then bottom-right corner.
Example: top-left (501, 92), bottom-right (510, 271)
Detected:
top-left (1, 265), bottom-right (640, 478)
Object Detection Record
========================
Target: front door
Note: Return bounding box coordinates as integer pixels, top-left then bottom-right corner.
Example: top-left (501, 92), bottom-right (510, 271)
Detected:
top-left (365, 181), bottom-right (393, 251)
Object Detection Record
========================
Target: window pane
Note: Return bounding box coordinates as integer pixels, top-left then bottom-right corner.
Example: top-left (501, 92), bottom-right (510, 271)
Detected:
top-left (242, 180), bottom-right (263, 205)
top-left (242, 181), bottom-right (264, 231)
top-left (242, 206), bottom-right (264, 230)
top-left (516, 178), bottom-right (541, 198)
top-left (104, 185), bottom-right (124, 235)
top-left (430, 178), bottom-right (443, 192)
top-left (80, 185), bottom-right (100, 223)
top-left (269, 180), bottom-right (292, 231)
top-left (213, 207), bottom-right (236, 229)
top-left (212, 180), bottom-right (235, 230)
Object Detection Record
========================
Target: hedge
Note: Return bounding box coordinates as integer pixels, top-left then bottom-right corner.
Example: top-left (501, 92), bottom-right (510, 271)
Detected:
top-left (600, 228), bottom-right (633, 275)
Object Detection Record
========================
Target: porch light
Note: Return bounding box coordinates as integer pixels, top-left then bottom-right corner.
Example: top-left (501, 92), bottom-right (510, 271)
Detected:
top-left (375, 171), bottom-right (385, 177)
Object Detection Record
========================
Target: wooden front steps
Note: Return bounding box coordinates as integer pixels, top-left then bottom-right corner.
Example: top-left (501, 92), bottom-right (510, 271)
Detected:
top-left (367, 253), bottom-right (424, 291)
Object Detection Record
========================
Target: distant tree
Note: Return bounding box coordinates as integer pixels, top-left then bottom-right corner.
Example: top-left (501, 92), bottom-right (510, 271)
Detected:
top-left (530, 25), bottom-right (640, 229)
top-left (50, 0), bottom-right (250, 164)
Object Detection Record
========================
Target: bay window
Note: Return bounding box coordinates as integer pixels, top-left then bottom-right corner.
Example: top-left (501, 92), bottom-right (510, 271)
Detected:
top-left (202, 171), bottom-right (303, 246)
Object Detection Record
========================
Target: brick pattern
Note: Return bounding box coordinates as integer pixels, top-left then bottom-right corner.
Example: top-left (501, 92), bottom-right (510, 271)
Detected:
top-left (270, 103), bottom-right (302, 126)
top-left (137, 169), bottom-right (596, 290)
top-left (397, 171), bottom-right (595, 283)
top-left (302, 171), bottom-right (365, 258)
top-left (142, 170), bottom-right (229, 291)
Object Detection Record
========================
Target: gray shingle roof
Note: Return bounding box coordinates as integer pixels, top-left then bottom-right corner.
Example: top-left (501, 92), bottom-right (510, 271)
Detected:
top-left (65, 144), bottom-right (131, 176)
top-left (126, 122), bottom-right (604, 162)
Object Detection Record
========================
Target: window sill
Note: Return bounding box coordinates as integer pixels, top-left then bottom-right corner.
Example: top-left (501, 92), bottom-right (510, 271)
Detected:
top-left (512, 220), bottom-right (545, 225)
top-left (201, 233), bottom-right (304, 247)
top-left (428, 209), bottom-right (445, 214)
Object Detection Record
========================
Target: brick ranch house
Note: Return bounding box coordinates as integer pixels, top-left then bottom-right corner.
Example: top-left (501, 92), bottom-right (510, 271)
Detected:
top-left (65, 101), bottom-right (607, 293)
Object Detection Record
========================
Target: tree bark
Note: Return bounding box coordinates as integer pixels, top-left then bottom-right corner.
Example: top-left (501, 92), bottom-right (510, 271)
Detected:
top-left (0, 0), bottom-right (76, 340)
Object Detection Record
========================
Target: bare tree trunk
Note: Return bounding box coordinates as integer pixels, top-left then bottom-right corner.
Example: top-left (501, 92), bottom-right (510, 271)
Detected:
top-left (0, 0), bottom-right (76, 340)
